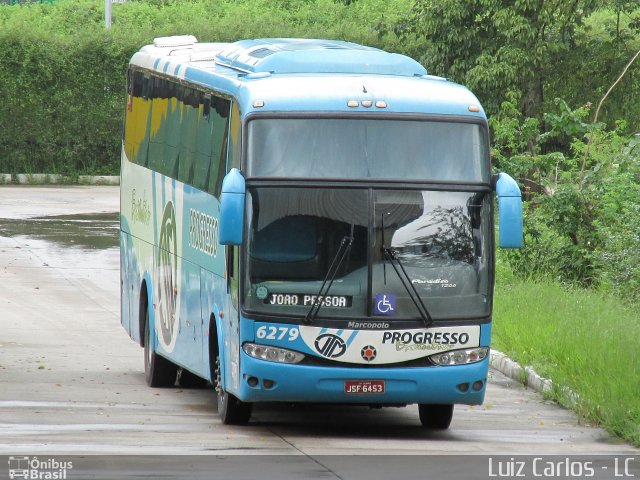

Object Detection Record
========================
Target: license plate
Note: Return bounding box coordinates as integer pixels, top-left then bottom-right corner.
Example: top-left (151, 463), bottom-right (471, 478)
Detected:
top-left (344, 380), bottom-right (385, 394)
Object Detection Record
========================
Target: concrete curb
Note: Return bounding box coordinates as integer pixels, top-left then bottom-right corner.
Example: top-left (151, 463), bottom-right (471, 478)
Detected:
top-left (490, 350), bottom-right (583, 412)
top-left (0, 174), bottom-right (120, 185)
top-left (78, 175), bottom-right (120, 185)
top-left (490, 350), bottom-right (553, 394)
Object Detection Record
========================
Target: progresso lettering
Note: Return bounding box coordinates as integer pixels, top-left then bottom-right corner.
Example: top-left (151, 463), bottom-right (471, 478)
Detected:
top-left (189, 209), bottom-right (218, 257)
top-left (382, 330), bottom-right (470, 346)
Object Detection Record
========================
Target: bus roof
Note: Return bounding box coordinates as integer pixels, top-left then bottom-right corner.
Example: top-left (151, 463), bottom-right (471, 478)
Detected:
top-left (131, 36), bottom-right (486, 119)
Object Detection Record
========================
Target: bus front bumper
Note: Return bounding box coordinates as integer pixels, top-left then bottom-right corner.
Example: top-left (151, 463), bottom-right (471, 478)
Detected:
top-left (235, 352), bottom-right (489, 405)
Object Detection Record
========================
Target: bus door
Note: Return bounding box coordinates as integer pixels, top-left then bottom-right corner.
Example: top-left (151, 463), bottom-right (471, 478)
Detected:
top-left (223, 245), bottom-right (241, 393)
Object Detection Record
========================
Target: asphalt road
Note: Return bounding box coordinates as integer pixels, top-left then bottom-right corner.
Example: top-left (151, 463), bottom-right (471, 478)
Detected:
top-left (0, 186), bottom-right (637, 479)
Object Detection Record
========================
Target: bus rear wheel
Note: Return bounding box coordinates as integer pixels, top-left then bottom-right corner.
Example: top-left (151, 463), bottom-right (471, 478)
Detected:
top-left (144, 307), bottom-right (177, 388)
top-left (215, 355), bottom-right (252, 425)
top-left (418, 404), bottom-right (454, 429)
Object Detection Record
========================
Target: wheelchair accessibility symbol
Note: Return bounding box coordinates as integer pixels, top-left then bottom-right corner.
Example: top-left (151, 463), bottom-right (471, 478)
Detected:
top-left (374, 294), bottom-right (396, 315)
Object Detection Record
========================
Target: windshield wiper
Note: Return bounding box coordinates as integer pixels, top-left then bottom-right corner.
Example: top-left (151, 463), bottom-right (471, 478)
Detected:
top-left (304, 229), bottom-right (354, 324)
top-left (381, 245), bottom-right (434, 328)
top-left (381, 213), bottom-right (432, 327)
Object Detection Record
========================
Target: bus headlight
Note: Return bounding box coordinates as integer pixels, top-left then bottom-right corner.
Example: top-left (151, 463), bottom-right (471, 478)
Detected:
top-left (243, 343), bottom-right (305, 364)
top-left (430, 347), bottom-right (489, 366)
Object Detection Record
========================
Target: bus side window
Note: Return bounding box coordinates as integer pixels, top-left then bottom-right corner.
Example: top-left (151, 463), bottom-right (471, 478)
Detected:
top-left (208, 96), bottom-right (230, 198)
top-left (164, 80), bottom-right (181, 179)
top-left (143, 76), bottom-right (183, 180)
top-left (125, 75), bottom-right (234, 196)
top-left (125, 70), bottom-right (151, 166)
top-left (227, 101), bottom-right (241, 173)
top-left (192, 91), bottom-right (213, 191)
top-left (148, 77), bottom-right (170, 176)
top-left (192, 93), bottom-right (230, 195)
top-left (123, 69), bottom-right (134, 160)
top-left (177, 85), bottom-right (198, 185)
top-left (139, 74), bottom-right (152, 167)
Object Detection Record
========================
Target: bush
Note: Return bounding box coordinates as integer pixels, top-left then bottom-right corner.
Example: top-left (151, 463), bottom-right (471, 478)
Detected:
top-left (0, 0), bottom-right (415, 175)
top-left (499, 99), bottom-right (640, 302)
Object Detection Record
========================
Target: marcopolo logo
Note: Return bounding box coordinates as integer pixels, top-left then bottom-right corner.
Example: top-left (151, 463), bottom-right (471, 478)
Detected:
top-left (347, 321), bottom-right (390, 330)
top-left (8, 456), bottom-right (73, 480)
top-left (314, 333), bottom-right (347, 358)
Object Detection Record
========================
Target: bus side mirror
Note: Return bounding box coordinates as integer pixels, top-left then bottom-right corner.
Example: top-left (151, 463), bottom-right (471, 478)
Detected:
top-left (219, 168), bottom-right (245, 246)
top-left (495, 172), bottom-right (523, 249)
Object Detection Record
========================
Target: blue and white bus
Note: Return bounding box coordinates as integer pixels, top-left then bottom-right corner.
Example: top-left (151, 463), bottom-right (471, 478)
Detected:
top-left (120, 35), bottom-right (523, 428)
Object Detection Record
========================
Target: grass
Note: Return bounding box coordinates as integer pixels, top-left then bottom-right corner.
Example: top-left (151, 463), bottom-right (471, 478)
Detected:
top-left (492, 275), bottom-right (640, 446)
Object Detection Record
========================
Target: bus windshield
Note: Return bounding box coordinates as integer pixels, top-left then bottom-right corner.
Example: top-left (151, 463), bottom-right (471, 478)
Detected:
top-left (246, 118), bottom-right (489, 183)
top-left (243, 187), bottom-right (491, 321)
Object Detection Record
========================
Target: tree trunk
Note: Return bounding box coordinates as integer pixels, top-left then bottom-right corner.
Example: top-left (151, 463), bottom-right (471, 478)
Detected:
top-left (521, 70), bottom-right (544, 154)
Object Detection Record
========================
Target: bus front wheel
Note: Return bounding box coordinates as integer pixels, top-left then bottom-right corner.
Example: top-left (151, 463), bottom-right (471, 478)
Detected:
top-left (144, 307), bottom-right (177, 388)
top-left (418, 404), bottom-right (454, 429)
top-left (215, 355), bottom-right (252, 425)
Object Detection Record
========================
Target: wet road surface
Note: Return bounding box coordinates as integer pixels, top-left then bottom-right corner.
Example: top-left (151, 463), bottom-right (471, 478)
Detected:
top-left (0, 213), bottom-right (119, 250)
top-left (0, 186), bottom-right (637, 478)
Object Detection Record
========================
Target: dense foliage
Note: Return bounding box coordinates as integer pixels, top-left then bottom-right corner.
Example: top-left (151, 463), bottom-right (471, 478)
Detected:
top-left (395, 0), bottom-right (640, 130)
top-left (495, 99), bottom-right (640, 301)
top-left (0, 0), bottom-right (412, 175)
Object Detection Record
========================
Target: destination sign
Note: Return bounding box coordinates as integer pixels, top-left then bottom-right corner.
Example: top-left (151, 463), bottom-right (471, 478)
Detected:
top-left (266, 294), bottom-right (352, 308)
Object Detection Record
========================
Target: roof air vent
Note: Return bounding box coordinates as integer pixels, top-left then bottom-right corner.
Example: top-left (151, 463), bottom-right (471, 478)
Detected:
top-left (190, 52), bottom-right (217, 62)
top-left (249, 48), bottom-right (276, 59)
top-left (153, 35), bottom-right (198, 48)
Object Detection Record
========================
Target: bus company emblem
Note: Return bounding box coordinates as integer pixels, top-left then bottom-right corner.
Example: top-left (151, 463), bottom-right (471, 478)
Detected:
top-left (314, 333), bottom-right (347, 358)
top-left (157, 201), bottom-right (178, 346)
top-left (255, 285), bottom-right (268, 300)
top-left (361, 345), bottom-right (377, 362)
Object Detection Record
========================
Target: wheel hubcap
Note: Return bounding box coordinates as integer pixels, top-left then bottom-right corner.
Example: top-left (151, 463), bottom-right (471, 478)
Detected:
top-left (215, 356), bottom-right (222, 395)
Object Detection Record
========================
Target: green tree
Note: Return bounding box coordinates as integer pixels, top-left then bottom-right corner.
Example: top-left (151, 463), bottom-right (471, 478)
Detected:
top-left (608, 0), bottom-right (640, 42)
top-left (400, 0), bottom-right (599, 120)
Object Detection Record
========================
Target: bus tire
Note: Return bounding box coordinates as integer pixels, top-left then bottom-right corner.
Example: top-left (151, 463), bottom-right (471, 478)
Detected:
top-left (144, 306), bottom-right (177, 388)
top-left (215, 355), bottom-right (252, 425)
top-left (418, 403), bottom-right (454, 429)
